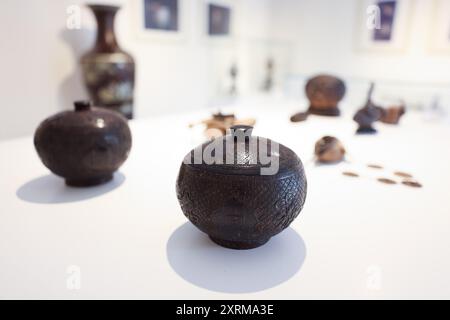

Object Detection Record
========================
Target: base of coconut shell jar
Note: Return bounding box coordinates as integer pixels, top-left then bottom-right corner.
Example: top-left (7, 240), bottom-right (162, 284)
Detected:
top-left (65, 174), bottom-right (113, 187)
top-left (209, 236), bottom-right (270, 250)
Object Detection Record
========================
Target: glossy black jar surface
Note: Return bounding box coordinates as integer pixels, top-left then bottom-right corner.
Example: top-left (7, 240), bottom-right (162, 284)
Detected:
top-left (34, 101), bottom-right (132, 187)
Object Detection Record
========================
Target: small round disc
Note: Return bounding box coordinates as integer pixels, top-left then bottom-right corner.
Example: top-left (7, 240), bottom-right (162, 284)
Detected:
top-left (402, 180), bottom-right (422, 188)
top-left (342, 171), bottom-right (359, 177)
top-left (368, 164), bottom-right (384, 169)
top-left (290, 112), bottom-right (309, 122)
top-left (394, 171), bottom-right (413, 178)
top-left (377, 178), bottom-right (397, 185)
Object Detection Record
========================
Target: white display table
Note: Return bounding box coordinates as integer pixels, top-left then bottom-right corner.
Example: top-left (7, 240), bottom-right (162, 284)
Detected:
top-left (1, 100), bottom-right (449, 299)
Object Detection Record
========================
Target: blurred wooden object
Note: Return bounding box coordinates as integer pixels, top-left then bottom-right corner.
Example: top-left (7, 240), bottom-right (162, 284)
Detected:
top-left (305, 74), bottom-right (346, 117)
top-left (379, 105), bottom-right (406, 124)
top-left (189, 112), bottom-right (256, 138)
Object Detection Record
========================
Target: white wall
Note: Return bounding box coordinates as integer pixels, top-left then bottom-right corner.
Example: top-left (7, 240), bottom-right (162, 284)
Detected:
top-left (278, 0), bottom-right (450, 82)
top-left (2, 0), bottom-right (449, 140)
top-left (0, 0), bottom-right (278, 140)
top-left (281, 0), bottom-right (450, 108)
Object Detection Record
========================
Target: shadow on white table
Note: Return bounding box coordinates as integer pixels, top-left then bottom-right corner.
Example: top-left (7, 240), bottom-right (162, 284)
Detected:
top-left (16, 172), bottom-right (125, 204)
top-left (166, 223), bottom-right (306, 293)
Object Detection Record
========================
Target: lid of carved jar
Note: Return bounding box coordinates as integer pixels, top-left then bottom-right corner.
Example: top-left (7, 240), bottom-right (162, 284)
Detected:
top-left (182, 125), bottom-right (302, 176)
top-left (46, 100), bottom-right (126, 125)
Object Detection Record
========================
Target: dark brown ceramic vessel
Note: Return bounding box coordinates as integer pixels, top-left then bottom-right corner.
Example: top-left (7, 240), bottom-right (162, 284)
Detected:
top-left (176, 125), bottom-right (307, 250)
top-left (305, 74), bottom-right (346, 116)
top-left (34, 101), bottom-right (132, 187)
top-left (353, 83), bottom-right (382, 134)
top-left (81, 5), bottom-right (135, 119)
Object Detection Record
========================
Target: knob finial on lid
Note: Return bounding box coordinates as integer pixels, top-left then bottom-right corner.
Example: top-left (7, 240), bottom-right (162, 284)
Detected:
top-left (74, 100), bottom-right (91, 112)
top-left (229, 125), bottom-right (253, 141)
top-left (230, 125), bottom-right (253, 135)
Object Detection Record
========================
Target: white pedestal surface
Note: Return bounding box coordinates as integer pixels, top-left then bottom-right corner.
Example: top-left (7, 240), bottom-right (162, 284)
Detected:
top-left (1, 101), bottom-right (449, 299)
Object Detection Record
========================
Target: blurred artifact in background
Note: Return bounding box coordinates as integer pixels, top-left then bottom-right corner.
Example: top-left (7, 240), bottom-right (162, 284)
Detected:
top-left (229, 63), bottom-right (238, 96)
top-left (262, 58), bottom-right (274, 92)
top-left (305, 74), bottom-right (346, 116)
top-left (81, 5), bottom-right (135, 119)
top-left (176, 125), bottom-right (307, 250)
top-left (34, 101), bottom-right (132, 187)
top-left (353, 83), bottom-right (382, 134)
top-left (314, 136), bottom-right (346, 164)
top-left (189, 112), bottom-right (256, 139)
top-left (379, 104), bottom-right (406, 124)
top-left (378, 177), bottom-right (397, 185)
top-left (290, 111), bottom-right (309, 122)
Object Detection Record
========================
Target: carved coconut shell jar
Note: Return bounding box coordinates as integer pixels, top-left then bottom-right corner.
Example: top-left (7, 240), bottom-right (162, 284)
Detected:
top-left (34, 101), bottom-right (132, 187)
top-left (305, 74), bottom-right (346, 116)
top-left (176, 125), bottom-right (307, 249)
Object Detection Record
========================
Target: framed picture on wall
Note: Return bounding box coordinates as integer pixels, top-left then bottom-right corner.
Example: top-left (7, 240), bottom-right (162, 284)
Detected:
top-left (372, 0), bottom-right (397, 41)
top-left (429, 0), bottom-right (450, 54)
top-left (355, 0), bottom-right (413, 53)
top-left (143, 0), bottom-right (178, 31)
top-left (208, 3), bottom-right (231, 36)
top-left (203, 0), bottom-right (235, 40)
top-left (133, 0), bottom-right (188, 41)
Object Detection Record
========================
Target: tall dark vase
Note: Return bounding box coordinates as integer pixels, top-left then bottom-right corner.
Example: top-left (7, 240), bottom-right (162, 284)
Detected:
top-left (81, 5), bottom-right (135, 119)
